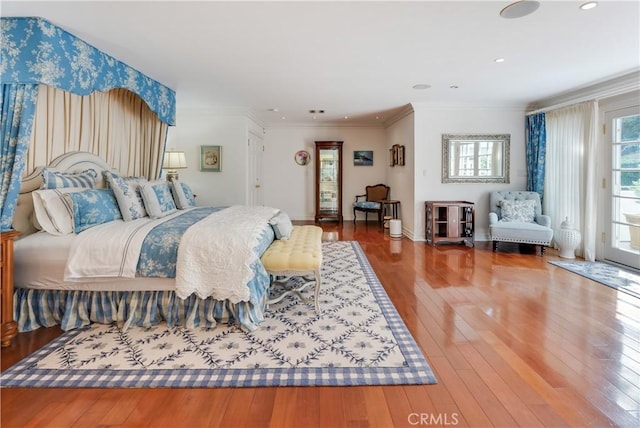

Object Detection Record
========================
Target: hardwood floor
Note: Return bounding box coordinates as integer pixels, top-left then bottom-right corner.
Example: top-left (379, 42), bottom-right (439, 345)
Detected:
top-left (2, 221), bottom-right (639, 427)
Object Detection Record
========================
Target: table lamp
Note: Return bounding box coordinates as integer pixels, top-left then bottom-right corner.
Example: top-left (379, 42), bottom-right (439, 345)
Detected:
top-left (163, 150), bottom-right (187, 181)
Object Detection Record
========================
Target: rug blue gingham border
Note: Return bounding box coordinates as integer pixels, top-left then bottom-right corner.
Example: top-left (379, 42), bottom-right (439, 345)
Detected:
top-left (1, 241), bottom-right (436, 388)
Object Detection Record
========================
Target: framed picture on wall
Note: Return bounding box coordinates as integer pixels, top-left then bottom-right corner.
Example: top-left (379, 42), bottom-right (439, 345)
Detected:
top-left (354, 150), bottom-right (373, 166)
top-left (200, 145), bottom-right (222, 172)
top-left (295, 150), bottom-right (311, 166)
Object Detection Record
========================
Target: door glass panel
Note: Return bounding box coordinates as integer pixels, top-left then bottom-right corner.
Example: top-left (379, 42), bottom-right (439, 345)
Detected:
top-left (611, 113), bottom-right (640, 255)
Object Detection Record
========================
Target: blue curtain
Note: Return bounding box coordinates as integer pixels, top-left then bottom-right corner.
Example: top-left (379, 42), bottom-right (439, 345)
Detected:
top-left (525, 113), bottom-right (547, 198)
top-left (0, 84), bottom-right (39, 231)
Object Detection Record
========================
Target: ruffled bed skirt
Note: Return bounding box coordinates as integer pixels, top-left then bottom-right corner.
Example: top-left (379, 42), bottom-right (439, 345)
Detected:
top-left (14, 288), bottom-right (268, 333)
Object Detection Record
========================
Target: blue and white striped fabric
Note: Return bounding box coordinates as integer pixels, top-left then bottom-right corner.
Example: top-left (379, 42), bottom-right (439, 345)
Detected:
top-left (41, 167), bottom-right (97, 189)
top-left (13, 288), bottom-right (267, 333)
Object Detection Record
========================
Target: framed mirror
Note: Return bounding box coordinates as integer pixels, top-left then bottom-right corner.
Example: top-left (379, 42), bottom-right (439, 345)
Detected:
top-left (442, 134), bottom-right (510, 183)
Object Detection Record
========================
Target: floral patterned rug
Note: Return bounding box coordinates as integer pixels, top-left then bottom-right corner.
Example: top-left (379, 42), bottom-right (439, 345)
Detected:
top-left (549, 260), bottom-right (640, 299)
top-left (1, 241), bottom-right (436, 388)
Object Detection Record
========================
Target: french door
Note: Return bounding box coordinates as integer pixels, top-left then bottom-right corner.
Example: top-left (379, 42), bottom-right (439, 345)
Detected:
top-left (604, 105), bottom-right (640, 270)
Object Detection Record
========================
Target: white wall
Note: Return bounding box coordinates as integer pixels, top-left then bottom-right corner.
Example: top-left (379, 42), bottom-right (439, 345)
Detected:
top-left (385, 110), bottom-right (415, 237)
top-left (167, 109), bottom-right (252, 207)
top-left (262, 126), bottom-right (387, 220)
top-left (170, 105), bottom-right (527, 237)
top-left (412, 104), bottom-right (527, 241)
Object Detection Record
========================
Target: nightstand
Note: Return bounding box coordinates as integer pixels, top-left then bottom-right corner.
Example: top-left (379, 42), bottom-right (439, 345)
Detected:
top-left (1, 230), bottom-right (19, 347)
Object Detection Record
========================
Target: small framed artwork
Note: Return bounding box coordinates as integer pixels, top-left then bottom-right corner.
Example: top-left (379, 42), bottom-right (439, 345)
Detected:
top-left (295, 150), bottom-right (310, 166)
top-left (200, 145), bottom-right (222, 172)
top-left (354, 150), bottom-right (373, 166)
top-left (390, 144), bottom-right (405, 167)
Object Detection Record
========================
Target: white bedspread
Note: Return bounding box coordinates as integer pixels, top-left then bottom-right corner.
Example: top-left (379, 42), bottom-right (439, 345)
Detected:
top-left (64, 210), bottom-right (186, 281)
top-left (175, 205), bottom-right (278, 302)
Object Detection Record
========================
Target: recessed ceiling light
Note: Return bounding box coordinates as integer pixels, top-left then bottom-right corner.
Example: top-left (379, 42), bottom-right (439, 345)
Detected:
top-left (412, 84), bottom-right (431, 90)
top-left (494, 58), bottom-right (505, 63)
top-left (281, 116), bottom-right (286, 120)
top-left (344, 116), bottom-right (349, 120)
top-left (500, 1), bottom-right (540, 19)
top-left (580, 2), bottom-right (598, 10)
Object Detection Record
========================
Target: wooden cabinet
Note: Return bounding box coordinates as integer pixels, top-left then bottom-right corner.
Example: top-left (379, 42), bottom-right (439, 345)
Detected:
top-left (425, 201), bottom-right (474, 246)
top-left (1, 230), bottom-right (19, 347)
top-left (315, 141), bottom-right (343, 222)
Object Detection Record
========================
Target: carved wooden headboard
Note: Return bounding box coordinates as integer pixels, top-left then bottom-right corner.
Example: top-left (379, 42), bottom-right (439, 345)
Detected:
top-left (14, 151), bottom-right (116, 236)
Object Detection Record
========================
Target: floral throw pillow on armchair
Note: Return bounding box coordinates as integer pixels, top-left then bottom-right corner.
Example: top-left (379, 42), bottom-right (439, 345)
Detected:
top-left (499, 199), bottom-right (536, 223)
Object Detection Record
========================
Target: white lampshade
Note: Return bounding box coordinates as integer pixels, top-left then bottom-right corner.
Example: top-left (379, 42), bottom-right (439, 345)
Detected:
top-left (163, 150), bottom-right (187, 170)
top-left (163, 150), bottom-right (187, 181)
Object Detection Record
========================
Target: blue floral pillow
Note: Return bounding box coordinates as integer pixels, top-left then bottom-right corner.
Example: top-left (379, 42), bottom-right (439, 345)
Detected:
top-left (41, 167), bottom-right (97, 189)
top-left (104, 171), bottom-right (148, 221)
top-left (139, 181), bottom-right (177, 219)
top-left (500, 199), bottom-right (536, 223)
top-left (65, 189), bottom-right (123, 233)
top-left (170, 179), bottom-right (196, 209)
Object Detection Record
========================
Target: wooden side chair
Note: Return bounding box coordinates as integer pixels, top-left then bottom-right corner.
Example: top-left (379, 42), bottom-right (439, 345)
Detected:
top-left (353, 184), bottom-right (390, 226)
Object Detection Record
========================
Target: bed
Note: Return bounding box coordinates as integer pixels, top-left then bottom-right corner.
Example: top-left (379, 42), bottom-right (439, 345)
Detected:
top-left (11, 151), bottom-right (280, 333)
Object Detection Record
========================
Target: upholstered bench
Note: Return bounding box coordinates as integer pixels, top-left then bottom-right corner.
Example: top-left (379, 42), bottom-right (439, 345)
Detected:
top-left (261, 225), bottom-right (323, 311)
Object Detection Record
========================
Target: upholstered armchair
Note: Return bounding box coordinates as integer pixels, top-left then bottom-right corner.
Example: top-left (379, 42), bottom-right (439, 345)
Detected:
top-left (353, 184), bottom-right (390, 226)
top-left (489, 191), bottom-right (553, 255)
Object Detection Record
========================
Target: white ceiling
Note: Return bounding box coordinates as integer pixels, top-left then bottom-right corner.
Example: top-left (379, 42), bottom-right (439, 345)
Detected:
top-left (2, 1), bottom-right (639, 125)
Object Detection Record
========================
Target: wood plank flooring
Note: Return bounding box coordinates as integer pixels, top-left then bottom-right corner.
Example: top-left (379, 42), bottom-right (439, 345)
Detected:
top-left (2, 221), bottom-right (639, 427)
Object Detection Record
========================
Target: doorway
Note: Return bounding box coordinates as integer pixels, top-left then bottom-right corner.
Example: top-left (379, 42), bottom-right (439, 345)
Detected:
top-left (604, 106), bottom-right (640, 270)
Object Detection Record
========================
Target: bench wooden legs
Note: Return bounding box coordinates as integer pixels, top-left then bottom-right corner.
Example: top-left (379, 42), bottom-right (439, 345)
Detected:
top-left (267, 270), bottom-right (321, 312)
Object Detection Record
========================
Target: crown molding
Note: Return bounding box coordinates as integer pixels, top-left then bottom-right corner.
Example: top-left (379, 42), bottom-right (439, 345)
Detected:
top-left (383, 104), bottom-right (414, 127)
top-left (411, 101), bottom-right (527, 112)
top-left (527, 69), bottom-right (640, 114)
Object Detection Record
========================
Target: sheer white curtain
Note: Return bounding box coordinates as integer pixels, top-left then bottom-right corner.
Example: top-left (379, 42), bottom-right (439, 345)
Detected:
top-left (25, 85), bottom-right (167, 180)
top-left (544, 101), bottom-right (599, 260)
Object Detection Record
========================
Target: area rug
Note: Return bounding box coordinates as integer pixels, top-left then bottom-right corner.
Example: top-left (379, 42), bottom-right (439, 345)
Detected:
top-left (1, 241), bottom-right (436, 388)
top-left (549, 260), bottom-right (640, 299)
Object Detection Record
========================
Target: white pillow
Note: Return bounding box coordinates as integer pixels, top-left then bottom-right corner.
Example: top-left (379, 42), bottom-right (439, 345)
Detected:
top-left (104, 171), bottom-right (148, 221)
top-left (139, 181), bottom-right (178, 219)
top-left (269, 211), bottom-right (293, 240)
top-left (170, 178), bottom-right (196, 209)
top-left (32, 188), bottom-right (85, 235)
